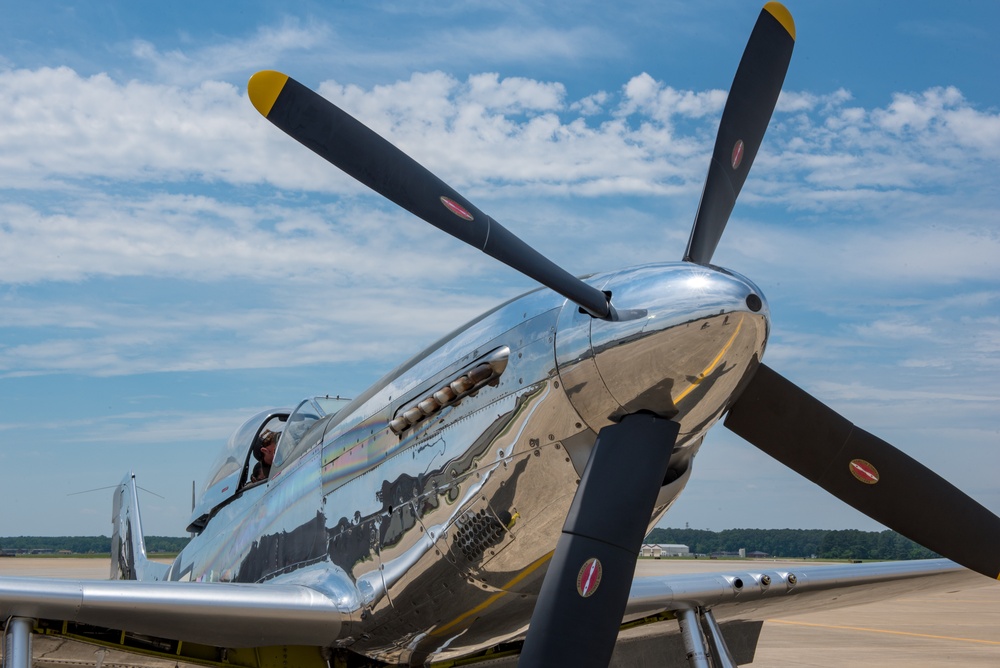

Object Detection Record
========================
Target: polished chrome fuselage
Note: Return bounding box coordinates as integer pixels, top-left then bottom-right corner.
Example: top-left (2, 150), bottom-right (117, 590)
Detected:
top-left (166, 261), bottom-right (769, 664)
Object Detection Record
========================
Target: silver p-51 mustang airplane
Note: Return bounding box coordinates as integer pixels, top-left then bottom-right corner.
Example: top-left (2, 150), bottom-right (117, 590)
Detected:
top-left (2, 3), bottom-right (997, 667)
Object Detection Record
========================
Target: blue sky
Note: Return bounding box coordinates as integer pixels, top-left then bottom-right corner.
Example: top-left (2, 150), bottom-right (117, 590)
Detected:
top-left (0, 1), bottom-right (997, 538)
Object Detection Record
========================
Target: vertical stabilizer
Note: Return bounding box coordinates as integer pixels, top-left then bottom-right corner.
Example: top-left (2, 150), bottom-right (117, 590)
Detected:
top-left (110, 472), bottom-right (171, 581)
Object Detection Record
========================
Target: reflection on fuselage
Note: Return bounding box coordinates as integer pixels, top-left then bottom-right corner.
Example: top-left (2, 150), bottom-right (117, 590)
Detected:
top-left (169, 262), bottom-right (769, 664)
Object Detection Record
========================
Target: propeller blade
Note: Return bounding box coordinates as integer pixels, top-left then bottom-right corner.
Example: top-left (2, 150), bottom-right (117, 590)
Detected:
top-left (725, 363), bottom-right (1000, 579)
top-left (248, 71), bottom-right (612, 319)
top-left (683, 2), bottom-right (795, 265)
top-left (519, 414), bottom-right (680, 667)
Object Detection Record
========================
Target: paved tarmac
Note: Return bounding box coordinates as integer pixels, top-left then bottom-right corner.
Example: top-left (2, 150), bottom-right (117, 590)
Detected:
top-left (2, 557), bottom-right (999, 666)
top-left (751, 577), bottom-right (1000, 666)
top-left (634, 558), bottom-right (1000, 666)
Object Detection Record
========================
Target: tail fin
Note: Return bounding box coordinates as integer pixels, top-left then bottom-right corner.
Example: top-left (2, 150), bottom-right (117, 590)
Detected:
top-left (110, 471), bottom-right (170, 581)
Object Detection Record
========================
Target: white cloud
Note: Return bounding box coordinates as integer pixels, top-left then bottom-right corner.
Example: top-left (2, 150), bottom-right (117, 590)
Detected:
top-left (0, 61), bottom-right (997, 386)
top-left (0, 279), bottom-right (494, 378)
top-left (0, 67), bottom-right (257, 184)
top-left (571, 90), bottom-right (610, 116)
top-left (414, 24), bottom-right (613, 65)
top-left (130, 20), bottom-right (331, 85)
top-left (765, 86), bottom-right (1000, 201)
top-left (618, 72), bottom-right (727, 121)
top-left (0, 193), bottom-right (487, 286)
top-left (851, 317), bottom-right (933, 341)
top-left (4, 62), bottom-right (995, 217)
top-left (465, 73), bottom-right (566, 113)
top-left (777, 89), bottom-right (852, 113)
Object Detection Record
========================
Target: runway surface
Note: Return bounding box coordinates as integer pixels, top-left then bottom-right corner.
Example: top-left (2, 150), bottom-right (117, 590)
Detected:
top-left (633, 558), bottom-right (1000, 666)
top-left (2, 557), bottom-right (999, 666)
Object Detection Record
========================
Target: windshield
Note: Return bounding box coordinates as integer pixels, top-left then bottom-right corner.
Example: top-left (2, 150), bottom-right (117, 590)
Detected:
top-left (315, 395), bottom-right (352, 415)
top-left (273, 395), bottom-right (351, 470)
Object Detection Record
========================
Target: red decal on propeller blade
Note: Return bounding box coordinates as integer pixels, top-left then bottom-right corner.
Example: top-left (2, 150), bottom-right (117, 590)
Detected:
top-left (849, 459), bottom-right (879, 485)
top-left (576, 557), bottom-right (603, 597)
top-left (731, 140), bottom-right (745, 170)
top-left (441, 196), bottom-right (474, 221)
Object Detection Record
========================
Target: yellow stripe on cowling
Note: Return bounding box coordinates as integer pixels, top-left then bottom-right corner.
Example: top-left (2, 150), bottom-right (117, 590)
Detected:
top-left (674, 317), bottom-right (745, 405)
top-left (763, 2), bottom-right (796, 40)
top-left (248, 70), bottom-right (290, 118)
top-left (430, 551), bottom-right (554, 637)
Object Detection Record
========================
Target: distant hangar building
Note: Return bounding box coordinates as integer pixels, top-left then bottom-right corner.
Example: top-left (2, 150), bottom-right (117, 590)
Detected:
top-left (640, 543), bottom-right (690, 558)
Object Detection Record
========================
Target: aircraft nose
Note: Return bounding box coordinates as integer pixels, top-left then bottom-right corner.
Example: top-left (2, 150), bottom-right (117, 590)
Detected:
top-left (555, 263), bottom-right (769, 441)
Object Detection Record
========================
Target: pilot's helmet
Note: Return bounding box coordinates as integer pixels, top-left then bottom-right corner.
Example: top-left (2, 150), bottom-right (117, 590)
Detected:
top-left (252, 429), bottom-right (277, 461)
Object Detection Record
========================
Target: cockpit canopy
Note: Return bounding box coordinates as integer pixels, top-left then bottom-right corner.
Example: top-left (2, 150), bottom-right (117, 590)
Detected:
top-left (187, 395), bottom-right (351, 533)
top-left (187, 408), bottom-right (288, 532)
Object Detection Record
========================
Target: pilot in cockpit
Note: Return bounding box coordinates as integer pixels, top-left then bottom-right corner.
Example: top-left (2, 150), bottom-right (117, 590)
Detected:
top-left (250, 429), bottom-right (278, 483)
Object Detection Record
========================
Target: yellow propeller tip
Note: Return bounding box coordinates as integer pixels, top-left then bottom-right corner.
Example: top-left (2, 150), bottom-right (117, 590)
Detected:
top-left (764, 2), bottom-right (795, 41)
top-left (248, 70), bottom-right (290, 118)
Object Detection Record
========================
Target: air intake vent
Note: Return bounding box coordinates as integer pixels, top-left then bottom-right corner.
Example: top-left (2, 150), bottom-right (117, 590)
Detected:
top-left (454, 508), bottom-right (508, 561)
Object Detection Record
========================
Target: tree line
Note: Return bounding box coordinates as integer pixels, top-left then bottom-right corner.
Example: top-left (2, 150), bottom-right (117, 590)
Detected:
top-left (0, 536), bottom-right (190, 555)
top-left (3, 529), bottom-right (939, 561)
top-left (645, 527), bottom-right (939, 561)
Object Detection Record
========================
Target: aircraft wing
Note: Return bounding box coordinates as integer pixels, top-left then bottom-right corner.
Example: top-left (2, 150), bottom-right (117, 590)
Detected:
top-left (0, 576), bottom-right (351, 648)
top-left (625, 558), bottom-right (977, 624)
top-left (0, 559), bottom-right (981, 667)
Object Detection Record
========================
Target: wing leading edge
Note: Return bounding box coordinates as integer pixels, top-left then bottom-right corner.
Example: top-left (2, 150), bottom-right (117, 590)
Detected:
top-left (0, 576), bottom-right (351, 648)
top-left (625, 558), bottom-right (977, 624)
